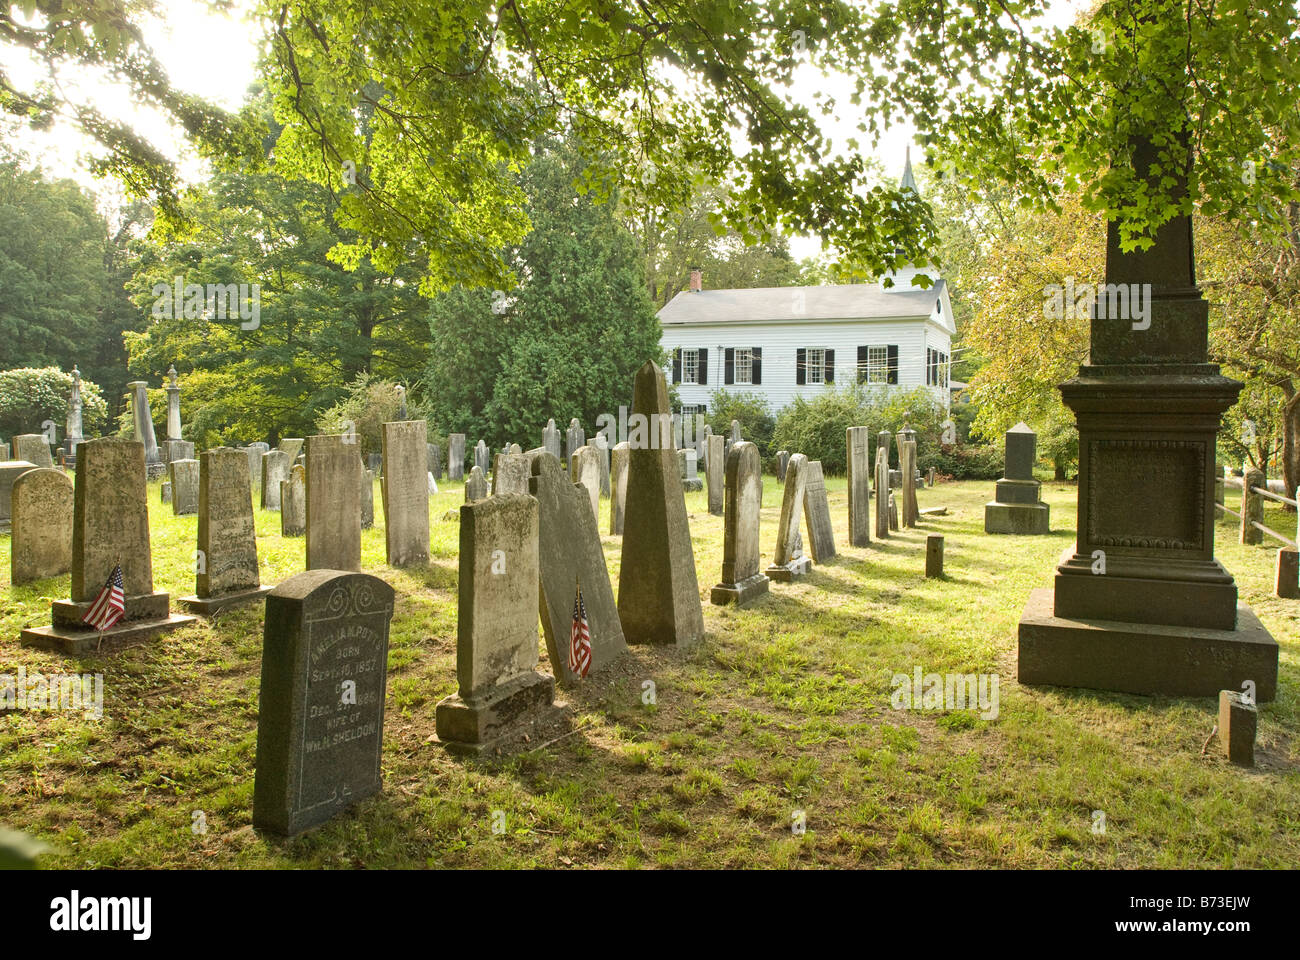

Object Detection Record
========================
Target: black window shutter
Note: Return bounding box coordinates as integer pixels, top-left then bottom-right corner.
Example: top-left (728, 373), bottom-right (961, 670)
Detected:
top-left (857, 345), bottom-right (868, 384)
top-left (824, 348), bottom-right (834, 384)
top-left (672, 348), bottom-right (681, 385)
top-left (796, 348), bottom-right (806, 385)
top-left (887, 345), bottom-right (899, 384)
top-left (698, 348), bottom-right (708, 385)
top-left (751, 347), bottom-right (762, 385)
top-left (725, 348), bottom-right (734, 385)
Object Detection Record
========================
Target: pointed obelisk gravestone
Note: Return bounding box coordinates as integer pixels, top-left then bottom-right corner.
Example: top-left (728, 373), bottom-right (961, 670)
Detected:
top-left (435, 494), bottom-right (555, 753)
top-left (448, 433), bottom-right (466, 481)
top-left (11, 468), bottom-right (73, 584)
top-left (492, 451), bottom-right (530, 496)
top-left (281, 465), bottom-right (306, 536)
top-left (984, 423), bottom-right (1050, 534)
top-left (610, 442), bottom-right (630, 535)
top-left (306, 435), bottom-right (362, 572)
top-left (711, 441), bottom-right (769, 606)
top-left (802, 460), bottom-right (837, 562)
top-left (1018, 136), bottom-right (1278, 700)
top-left (360, 468), bottom-right (375, 530)
top-left (618, 361), bottom-right (704, 646)
top-left (261, 450), bottom-right (291, 511)
top-left (767, 453), bottom-right (811, 581)
top-left (543, 419), bottom-right (562, 461)
top-left (169, 458), bottom-right (199, 516)
top-left (0, 460), bottom-right (37, 532)
top-left (253, 570), bottom-right (395, 836)
top-left (13, 435), bottom-right (54, 470)
top-left (570, 445), bottom-right (601, 521)
top-left (594, 433), bottom-right (611, 497)
top-left (21, 438), bottom-right (194, 654)
top-left (464, 465), bottom-right (488, 501)
top-left (380, 420), bottom-right (430, 567)
top-left (706, 433), bottom-right (725, 516)
top-left (900, 440), bottom-right (919, 527)
top-left (65, 367), bottom-right (84, 461)
top-left (847, 427), bottom-right (872, 547)
top-left (531, 454), bottom-right (627, 683)
top-left (874, 444), bottom-right (891, 540)
top-left (128, 382), bottom-right (164, 477)
top-left (180, 447), bottom-right (272, 614)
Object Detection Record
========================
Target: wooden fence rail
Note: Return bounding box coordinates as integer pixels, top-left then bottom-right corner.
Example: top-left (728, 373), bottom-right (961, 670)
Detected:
top-left (1216, 465), bottom-right (1300, 598)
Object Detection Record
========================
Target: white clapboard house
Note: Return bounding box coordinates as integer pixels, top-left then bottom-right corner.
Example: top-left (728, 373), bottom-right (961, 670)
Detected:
top-left (658, 154), bottom-right (955, 417)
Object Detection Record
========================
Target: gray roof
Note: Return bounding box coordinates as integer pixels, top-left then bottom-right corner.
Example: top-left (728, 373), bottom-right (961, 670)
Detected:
top-left (658, 280), bottom-right (946, 325)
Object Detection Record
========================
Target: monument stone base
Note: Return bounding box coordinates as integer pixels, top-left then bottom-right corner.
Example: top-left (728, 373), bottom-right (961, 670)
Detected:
top-left (435, 671), bottom-right (556, 755)
top-left (21, 591), bottom-right (196, 655)
top-left (710, 573), bottom-right (770, 606)
top-left (178, 585), bottom-right (275, 616)
top-left (1017, 587), bottom-right (1278, 701)
top-left (766, 556), bottom-right (811, 582)
top-left (984, 501), bottom-right (1050, 535)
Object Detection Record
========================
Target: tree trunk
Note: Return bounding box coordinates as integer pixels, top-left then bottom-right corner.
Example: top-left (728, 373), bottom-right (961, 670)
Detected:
top-left (1283, 388), bottom-right (1300, 512)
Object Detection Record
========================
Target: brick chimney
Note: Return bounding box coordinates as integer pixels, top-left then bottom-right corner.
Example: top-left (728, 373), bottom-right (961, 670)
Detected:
top-left (689, 267), bottom-right (702, 293)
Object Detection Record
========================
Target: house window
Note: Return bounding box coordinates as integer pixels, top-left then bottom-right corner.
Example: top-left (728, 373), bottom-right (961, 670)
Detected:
top-left (682, 348), bottom-right (700, 384)
top-left (927, 349), bottom-right (949, 387)
top-left (806, 348), bottom-right (826, 384)
top-left (681, 404), bottom-right (707, 417)
top-left (867, 346), bottom-right (889, 384)
top-left (734, 348), bottom-right (753, 385)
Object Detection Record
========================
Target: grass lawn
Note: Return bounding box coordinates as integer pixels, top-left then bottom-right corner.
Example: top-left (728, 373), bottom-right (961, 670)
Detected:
top-left (1, 473), bottom-right (1296, 868)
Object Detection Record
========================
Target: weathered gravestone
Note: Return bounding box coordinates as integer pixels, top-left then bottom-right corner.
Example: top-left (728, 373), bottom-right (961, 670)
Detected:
top-left (360, 468), bottom-right (375, 530)
top-left (706, 433), bottom-right (725, 516)
top-left (169, 458), bottom-right (199, 517)
top-left (180, 447), bottom-right (272, 614)
top-left (900, 440), bottom-right (919, 527)
top-left (20, 437), bottom-right (194, 654)
top-left (847, 427), bottom-right (872, 547)
top-left (543, 419), bottom-right (562, 462)
top-left (12, 435), bottom-right (53, 470)
top-left (679, 447), bottom-right (703, 492)
top-left (0, 441), bottom-right (9, 460)
top-left (435, 495), bottom-right (555, 753)
top-left (278, 438), bottom-right (304, 464)
top-left (306, 435), bottom-right (362, 572)
top-left (565, 419), bottom-right (586, 466)
top-left (570, 445), bottom-right (601, 521)
top-left (984, 422), bottom-right (1050, 534)
top-left (0, 460), bottom-right (37, 531)
top-left (767, 453), bottom-right (811, 581)
top-left (777, 450), bottom-right (789, 483)
top-left (448, 433), bottom-right (466, 481)
top-left (610, 442), bottom-right (630, 535)
top-left (711, 441), bottom-right (769, 606)
top-left (253, 570), bottom-right (395, 835)
top-left (474, 439), bottom-right (490, 476)
top-left (261, 450), bottom-right (291, 511)
top-left (727, 419), bottom-right (742, 461)
top-left (11, 468), bottom-right (73, 584)
top-left (530, 453), bottom-right (628, 684)
top-left (160, 480), bottom-right (172, 503)
top-left (618, 361), bottom-right (704, 646)
top-left (465, 465), bottom-right (488, 502)
top-left (492, 452), bottom-right (530, 497)
top-left (380, 421), bottom-right (430, 567)
top-left (874, 444), bottom-right (891, 540)
top-left (127, 382), bottom-right (162, 475)
top-left (594, 433), bottom-right (611, 497)
top-left (802, 460), bottom-right (837, 562)
top-left (281, 464), bottom-right (306, 537)
top-left (428, 442), bottom-right (443, 481)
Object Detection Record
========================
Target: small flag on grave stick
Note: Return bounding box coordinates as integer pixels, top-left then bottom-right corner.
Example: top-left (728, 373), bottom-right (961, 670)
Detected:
top-left (569, 576), bottom-right (591, 678)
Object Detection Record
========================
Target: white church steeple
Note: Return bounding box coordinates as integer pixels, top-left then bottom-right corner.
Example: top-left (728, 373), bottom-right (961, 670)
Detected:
top-left (882, 145), bottom-right (935, 293)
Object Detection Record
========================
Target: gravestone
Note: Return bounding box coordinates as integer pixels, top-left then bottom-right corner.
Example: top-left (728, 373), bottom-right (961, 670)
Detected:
top-left (492, 452), bottom-right (530, 497)
top-left (160, 481), bottom-right (172, 503)
top-left (165, 365), bottom-right (182, 441)
top-left (926, 534), bottom-right (944, 578)
top-left (0, 442), bottom-right (8, 460)
top-left (877, 430), bottom-right (892, 472)
top-left (889, 492), bottom-right (899, 530)
top-left (278, 438), bottom-right (305, 464)
top-left (570, 445), bottom-right (601, 521)
top-left (435, 495), bottom-right (554, 753)
top-left (180, 447), bottom-right (271, 614)
top-left (21, 437), bottom-right (194, 654)
top-left (161, 440), bottom-right (195, 464)
top-left (253, 570), bottom-right (395, 835)
top-left (767, 454), bottom-right (811, 581)
top-left (847, 427), bottom-right (872, 547)
top-left (531, 454), bottom-right (627, 684)
top-left (428, 442), bottom-right (443, 481)
top-left (473, 439), bottom-right (490, 476)
top-left (381, 420), bottom-right (430, 567)
top-left (618, 361), bottom-right (705, 646)
top-left (543, 418), bottom-right (562, 462)
top-left (11, 468), bottom-right (73, 584)
top-left (12, 435), bottom-right (53, 470)
top-left (360, 468), bottom-right (375, 529)
top-left (0, 460), bottom-right (37, 531)
top-left (594, 433), bottom-right (611, 497)
top-left (240, 445), bottom-right (262, 486)
top-left (679, 447), bottom-right (703, 492)
top-left (711, 441), bottom-right (768, 606)
top-left (701, 425), bottom-right (713, 468)
top-left (706, 434), bottom-right (725, 516)
top-left (901, 440), bottom-right (919, 527)
top-left (448, 433), bottom-right (466, 481)
top-left (281, 465), bottom-right (306, 537)
top-left (169, 458), bottom-right (199, 516)
top-left (802, 460), bottom-right (837, 562)
top-left (895, 426), bottom-right (916, 463)
top-left (610, 442), bottom-right (630, 535)
top-left (261, 450), bottom-right (291, 511)
top-left (367, 452), bottom-right (382, 477)
top-left (777, 450), bottom-right (789, 483)
top-left (874, 445), bottom-right (890, 539)
top-left (464, 465), bottom-right (488, 502)
top-left (984, 422), bottom-right (1050, 534)
top-left (565, 419), bottom-right (586, 466)
top-left (306, 435), bottom-right (362, 572)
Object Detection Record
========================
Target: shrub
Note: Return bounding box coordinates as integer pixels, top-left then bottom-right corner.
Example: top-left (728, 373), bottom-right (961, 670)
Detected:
top-left (0, 366), bottom-right (109, 443)
top-left (706, 389), bottom-right (776, 458)
top-left (316, 375), bottom-right (433, 460)
top-left (917, 444), bottom-right (1005, 481)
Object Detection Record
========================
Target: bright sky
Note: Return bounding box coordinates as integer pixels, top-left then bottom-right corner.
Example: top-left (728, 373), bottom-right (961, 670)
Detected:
top-left (0, 0), bottom-right (1087, 257)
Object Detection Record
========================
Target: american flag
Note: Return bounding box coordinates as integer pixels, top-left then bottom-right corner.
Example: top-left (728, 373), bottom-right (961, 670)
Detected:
top-left (568, 580), bottom-right (591, 678)
top-left (83, 563), bottom-right (125, 633)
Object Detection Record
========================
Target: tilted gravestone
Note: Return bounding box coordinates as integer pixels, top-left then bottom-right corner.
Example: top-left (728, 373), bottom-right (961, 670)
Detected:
top-left (360, 468), bottom-right (375, 530)
top-left (984, 422), bottom-right (1049, 534)
top-left (565, 418), bottom-right (586, 466)
top-left (253, 570), bottom-right (395, 835)
top-left (448, 433), bottom-right (466, 481)
top-left (169, 458), bottom-right (199, 517)
top-left (874, 445), bottom-right (891, 540)
top-left (767, 453), bottom-right (811, 581)
top-left (610, 441), bottom-right (630, 536)
top-left (21, 437), bottom-right (194, 654)
top-left (711, 441), bottom-right (769, 606)
top-left (464, 465), bottom-right (488, 502)
top-left (281, 464), bottom-right (306, 537)
top-left (381, 420), bottom-right (430, 567)
top-left (261, 450), bottom-right (291, 511)
top-left (12, 435), bottom-right (54, 470)
top-left (802, 460), bottom-right (837, 562)
top-left (180, 447), bottom-right (271, 614)
top-left (847, 427), bottom-right (872, 547)
top-left (435, 494), bottom-right (554, 753)
top-left (531, 453), bottom-right (627, 684)
top-left (543, 418), bottom-right (562, 462)
top-left (306, 435), bottom-right (362, 572)
top-left (492, 452), bottom-right (530, 497)
top-left (618, 361), bottom-right (705, 646)
top-left (11, 468), bottom-right (73, 584)
top-left (278, 438), bottom-right (305, 464)
top-left (570, 445), bottom-right (601, 521)
top-left (0, 460), bottom-right (37, 530)
top-left (705, 434), bottom-right (725, 516)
